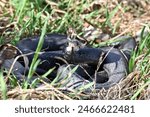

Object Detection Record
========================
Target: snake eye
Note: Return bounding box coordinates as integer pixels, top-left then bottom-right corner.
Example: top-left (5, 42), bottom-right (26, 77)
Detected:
top-left (0, 44), bottom-right (17, 59)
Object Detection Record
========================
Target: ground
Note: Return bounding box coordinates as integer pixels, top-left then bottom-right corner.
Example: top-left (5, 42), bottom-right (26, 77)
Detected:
top-left (0, 0), bottom-right (150, 100)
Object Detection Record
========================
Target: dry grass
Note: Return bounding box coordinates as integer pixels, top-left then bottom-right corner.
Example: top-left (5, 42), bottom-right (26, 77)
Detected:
top-left (4, 71), bottom-right (149, 100)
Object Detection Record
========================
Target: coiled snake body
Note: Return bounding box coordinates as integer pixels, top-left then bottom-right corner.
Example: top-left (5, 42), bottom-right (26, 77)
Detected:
top-left (1, 34), bottom-right (136, 90)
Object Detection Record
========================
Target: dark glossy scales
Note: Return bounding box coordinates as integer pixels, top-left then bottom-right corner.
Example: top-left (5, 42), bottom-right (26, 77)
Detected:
top-left (16, 34), bottom-right (68, 53)
top-left (1, 34), bottom-right (136, 90)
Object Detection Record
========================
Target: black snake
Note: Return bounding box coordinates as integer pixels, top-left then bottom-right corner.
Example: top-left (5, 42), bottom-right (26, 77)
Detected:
top-left (0, 34), bottom-right (136, 90)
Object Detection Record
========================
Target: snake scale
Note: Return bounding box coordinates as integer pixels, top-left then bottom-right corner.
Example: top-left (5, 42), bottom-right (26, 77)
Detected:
top-left (0, 34), bottom-right (136, 91)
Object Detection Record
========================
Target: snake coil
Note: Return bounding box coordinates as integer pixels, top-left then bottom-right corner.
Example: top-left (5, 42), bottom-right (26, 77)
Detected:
top-left (1, 34), bottom-right (136, 90)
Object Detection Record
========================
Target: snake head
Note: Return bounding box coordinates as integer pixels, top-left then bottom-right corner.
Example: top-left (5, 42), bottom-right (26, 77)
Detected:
top-left (65, 39), bottom-right (81, 55)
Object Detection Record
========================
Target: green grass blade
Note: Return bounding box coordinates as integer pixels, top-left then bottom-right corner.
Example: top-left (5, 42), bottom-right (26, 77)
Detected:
top-left (51, 65), bottom-right (79, 85)
top-left (42, 67), bottom-right (56, 78)
top-left (16, 0), bottom-right (27, 23)
top-left (24, 14), bottom-right (49, 89)
top-left (131, 78), bottom-right (150, 100)
top-left (102, 4), bottom-right (120, 28)
top-left (79, 82), bottom-right (94, 92)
